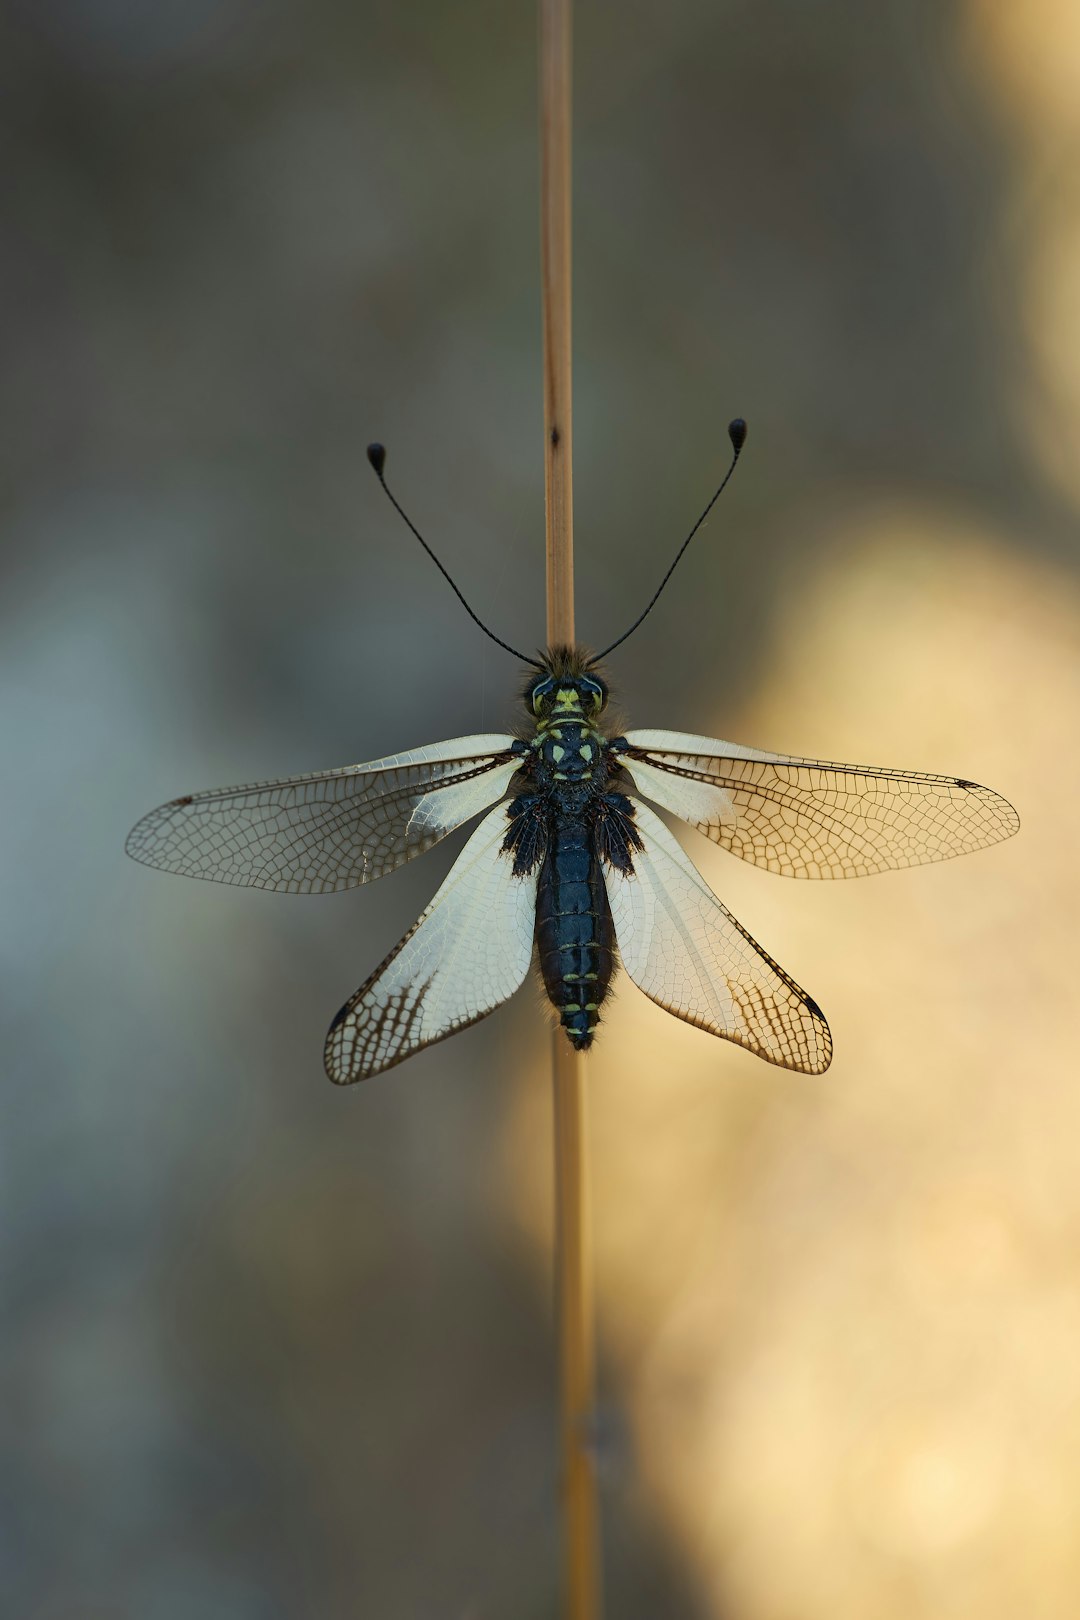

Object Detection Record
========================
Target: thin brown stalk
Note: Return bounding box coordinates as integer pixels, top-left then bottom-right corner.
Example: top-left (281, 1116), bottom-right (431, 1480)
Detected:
top-left (539, 1), bottom-right (600, 1616)
top-left (541, 0), bottom-right (575, 649)
top-left (551, 1033), bottom-right (598, 1618)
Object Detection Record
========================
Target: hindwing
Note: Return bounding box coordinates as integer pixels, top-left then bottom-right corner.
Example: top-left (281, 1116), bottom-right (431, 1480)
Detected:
top-left (602, 800), bottom-right (832, 1074)
top-left (325, 802), bottom-right (538, 1081)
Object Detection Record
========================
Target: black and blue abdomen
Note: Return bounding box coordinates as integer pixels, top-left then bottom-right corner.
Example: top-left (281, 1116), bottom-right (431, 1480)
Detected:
top-left (535, 817), bottom-right (614, 1050)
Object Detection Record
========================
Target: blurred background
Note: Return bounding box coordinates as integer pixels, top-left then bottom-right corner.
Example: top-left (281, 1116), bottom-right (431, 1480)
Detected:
top-left (2, 0), bottom-right (1078, 1614)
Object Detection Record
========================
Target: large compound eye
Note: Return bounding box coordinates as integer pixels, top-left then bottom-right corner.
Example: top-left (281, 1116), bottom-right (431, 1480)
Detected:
top-left (582, 677), bottom-right (607, 712)
top-left (531, 677), bottom-right (556, 715)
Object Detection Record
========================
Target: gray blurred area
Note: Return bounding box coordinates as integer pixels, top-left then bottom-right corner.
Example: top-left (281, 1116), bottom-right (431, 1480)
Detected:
top-left (3, 0), bottom-right (1077, 1615)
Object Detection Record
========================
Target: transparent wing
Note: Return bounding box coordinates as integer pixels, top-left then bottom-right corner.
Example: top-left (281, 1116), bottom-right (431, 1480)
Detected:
top-left (125, 735), bottom-right (521, 894)
top-left (621, 729), bottom-right (1019, 879)
top-left (604, 801), bottom-right (832, 1074)
top-left (325, 802), bottom-right (538, 1082)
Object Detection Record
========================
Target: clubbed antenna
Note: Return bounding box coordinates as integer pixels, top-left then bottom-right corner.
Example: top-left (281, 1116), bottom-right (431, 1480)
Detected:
top-left (591, 418), bottom-right (748, 662)
top-left (366, 443), bottom-right (543, 669)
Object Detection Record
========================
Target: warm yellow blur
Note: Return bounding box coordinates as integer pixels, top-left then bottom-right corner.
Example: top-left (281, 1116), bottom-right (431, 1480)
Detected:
top-left (503, 513), bottom-right (1079, 1618)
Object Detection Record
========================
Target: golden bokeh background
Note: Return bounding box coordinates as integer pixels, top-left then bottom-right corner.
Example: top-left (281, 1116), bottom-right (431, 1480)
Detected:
top-left (4, 0), bottom-right (1080, 1613)
top-left (504, 515), bottom-right (1080, 1618)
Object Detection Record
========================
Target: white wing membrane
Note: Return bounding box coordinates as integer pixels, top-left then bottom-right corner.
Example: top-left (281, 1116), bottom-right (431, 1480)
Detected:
top-left (604, 801), bottom-right (832, 1073)
top-left (325, 802), bottom-right (538, 1082)
top-left (622, 729), bottom-right (1019, 879)
top-left (125, 734), bottom-right (520, 893)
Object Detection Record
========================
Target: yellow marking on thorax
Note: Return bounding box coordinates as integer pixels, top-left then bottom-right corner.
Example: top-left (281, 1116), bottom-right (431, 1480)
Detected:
top-left (535, 710), bottom-right (607, 757)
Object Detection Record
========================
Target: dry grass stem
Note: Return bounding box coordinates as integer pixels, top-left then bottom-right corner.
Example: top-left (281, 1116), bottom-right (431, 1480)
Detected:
top-left (540, 0), bottom-right (600, 1615)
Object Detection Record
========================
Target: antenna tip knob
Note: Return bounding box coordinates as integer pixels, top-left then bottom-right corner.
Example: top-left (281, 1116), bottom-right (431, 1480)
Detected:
top-left (728, 418), bottom-right (747, 454)
top-left (366, 442), bottom-right (387, 477)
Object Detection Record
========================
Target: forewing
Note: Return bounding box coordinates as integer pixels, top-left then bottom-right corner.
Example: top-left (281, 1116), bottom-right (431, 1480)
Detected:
top-left (603, 801), bottom-right (832, 1074)
top-left (325, 802), bottom-right (537, 1082)
top-left (622, 729), bottom-right (1019, 879)
top-left (125, 735), bottom-right (521, 893)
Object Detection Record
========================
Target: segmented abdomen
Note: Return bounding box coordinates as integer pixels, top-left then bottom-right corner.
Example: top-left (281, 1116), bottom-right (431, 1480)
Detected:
top-left (535, 817), bottom-right (615, 1049)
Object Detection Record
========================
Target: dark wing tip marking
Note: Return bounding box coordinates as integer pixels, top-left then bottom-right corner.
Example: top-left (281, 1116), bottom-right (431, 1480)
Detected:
top-left (325, 999), bottom-right (349, 1036)
top-left (324, 1022), bottom-right (356, 1086)
top-left (956, 779), bottom-right (1021, 836)
top-left (800, 996), bottom-right (833, 1075)
top-left (322, 926), bottom-right (432, 1085)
